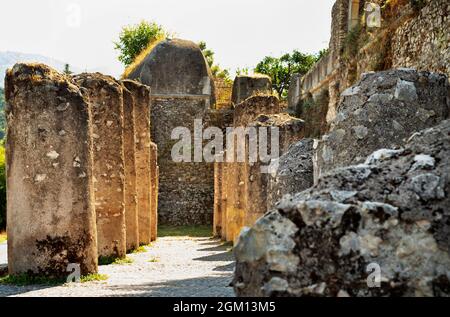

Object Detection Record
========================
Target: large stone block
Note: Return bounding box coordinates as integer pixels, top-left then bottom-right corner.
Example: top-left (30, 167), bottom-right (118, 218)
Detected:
top-left (75, 73), bottom-right (126, 259)
top-left (122, 80), bottom-right (152, 245)
top-left (233, 120), bottom-right (450, 297)
top-left (122, 85), bottom-right (139, 252)
top-left (127, 38), bottom-right (216, 106)
top-left (233, 95), bottom-right (281, 127)
top-left (266, 138), bottom-right (314, 211)
top-left (315, 69), bottom-right (449, 179)
top-left (231, 75), bottom-right (272, 105)
top-left (5, 63), bottom-right (98, 276)
top-left (287, 73), bottom-right (301, 115)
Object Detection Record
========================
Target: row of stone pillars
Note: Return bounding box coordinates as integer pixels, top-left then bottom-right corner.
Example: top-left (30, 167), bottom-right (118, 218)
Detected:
top-left (4, 63), bottom-right (158, 277)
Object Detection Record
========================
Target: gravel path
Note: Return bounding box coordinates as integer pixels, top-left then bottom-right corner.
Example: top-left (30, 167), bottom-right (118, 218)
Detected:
top-left (0, 237), bottom-right (235, 297)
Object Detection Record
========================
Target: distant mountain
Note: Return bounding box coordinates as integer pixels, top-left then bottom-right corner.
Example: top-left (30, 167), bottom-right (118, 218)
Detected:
top-left (0, 51), bottom-right (82, 88)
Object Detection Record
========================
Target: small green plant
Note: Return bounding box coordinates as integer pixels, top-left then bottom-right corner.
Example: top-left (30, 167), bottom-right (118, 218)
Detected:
top-left (131, 246), bottom-right (148, 254)
top-left (80, 273), bottom-right (108, 283)
top-left (113, 257), bottom-right (134, 265)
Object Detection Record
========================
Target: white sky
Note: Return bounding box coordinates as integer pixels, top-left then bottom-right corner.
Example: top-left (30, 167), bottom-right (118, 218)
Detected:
top-left (0, 0), bottom-right (335, 78)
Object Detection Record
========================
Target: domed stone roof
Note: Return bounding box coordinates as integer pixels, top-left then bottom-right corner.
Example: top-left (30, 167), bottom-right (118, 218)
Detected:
top-left (127, 38), bottom-right (215, 103)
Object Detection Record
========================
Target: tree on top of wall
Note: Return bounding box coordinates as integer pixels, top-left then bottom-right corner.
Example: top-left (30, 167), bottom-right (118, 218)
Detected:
top-left (114, 20), bottom-right (172, 67)
top-left (254, 50), bottom-right (320, 99)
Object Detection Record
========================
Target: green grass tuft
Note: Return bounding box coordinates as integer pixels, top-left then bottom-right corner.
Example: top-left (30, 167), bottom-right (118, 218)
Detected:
top-left (80, 273), bottom-right (109, 283)
top-left (113, 257), bottom-right (134, 265)
top-left (158, 225), bottom-right (212, 238)
top-left (131, 246), bottom-right (148, 254)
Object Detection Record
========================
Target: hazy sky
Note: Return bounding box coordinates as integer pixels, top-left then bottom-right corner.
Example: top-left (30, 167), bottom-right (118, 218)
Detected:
top-left (0, 0), bottom-right (335, 78)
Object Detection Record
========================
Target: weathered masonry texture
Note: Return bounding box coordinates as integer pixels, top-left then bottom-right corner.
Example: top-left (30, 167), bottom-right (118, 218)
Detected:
top-left (213, 92), bottom-right (306, 243)
top-left (292, 0), bottom-right (449, 126)
top-left (229, 1), bottom-right (450, 297)
top-left (122, 80), bottom-right (153, 244)
top-left (5, 63), bottom-right (158, 277)
top-left (5, 64), bottom-right (98, 277)
top-left (231, 75), bottom-right (272, 105)
top-left (75, 73), bottom-right (126, 259)
top-left (122, 86), bottom-right (139, 251)
top-left (150, 142), bottom-right (159, 241)
top-left (128, 38), bottom-right (217, 226)
top-left (315, 69), bottom-right (449, 180)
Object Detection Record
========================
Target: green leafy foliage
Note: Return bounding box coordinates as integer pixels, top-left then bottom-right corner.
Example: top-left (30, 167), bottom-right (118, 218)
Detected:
top-left (114, 20), bottom-right (171, 67)
top-left (198, 41), bottom-right (231, 83)
top-left (254, 50), bottom-right (319, 99)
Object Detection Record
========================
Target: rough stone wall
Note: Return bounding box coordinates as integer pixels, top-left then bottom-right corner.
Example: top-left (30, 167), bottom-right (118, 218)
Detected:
top-left (150, 142), bottom-right (159, 241)
top-left (123, 80), bottom-right (153, 245)
top-left (391, 0), bottom-right (449, 75)
top-left (5, 63), bottom-right (98, 276)
top-left (152, 96), bottom-right (214, 226)
top-left (75, 73), bottom-right (126, 259)
top-left (122, 86), bottom-right (139, 252)
top-left (233, 119), bottom-right (450, 297)
top-left (315, 69), bottom-right (449, 179)
top-left (231, 75), bottom-right (272, 105)
top-left (296, 0), bottom-right (449, 126)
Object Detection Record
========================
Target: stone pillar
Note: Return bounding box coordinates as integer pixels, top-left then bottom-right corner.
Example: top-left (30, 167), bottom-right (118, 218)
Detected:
top-left (231, 75), bottom-right (272, 105)
top-left (5, 63), bottom-right (98, 276)
top-left (123, 80), bottom-right (152, 245)
top-left (122, 86), bottom-right (139, 251)
top-left (266, 139), bottom-right (314, 210)
top-left (287, 73), bottom-right (301, 115)
top-left (75, 73), bottom-right (126, 259)
top-left (150, 142), bottom-right (158, 242)
top-left (220, 158), bottom-right (229, 241)
top-left (213, 154), bottom-right (224, 237)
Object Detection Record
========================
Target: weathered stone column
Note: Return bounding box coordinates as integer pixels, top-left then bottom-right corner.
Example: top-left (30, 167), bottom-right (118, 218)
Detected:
top-left (231, 75), bottom-right (272, 105)
top-left (122, 86), bottom-right (139, 251)
top-left (150, 142), bottom-right (158, 241)
top-left (213, 153), bottom-right (224, 238)
top-left (75, 73), bottom-right (126, 259)
top-left (123, 80), bottom-right (152, 245)
top-left (5, 63), bottom-right (98, 277)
